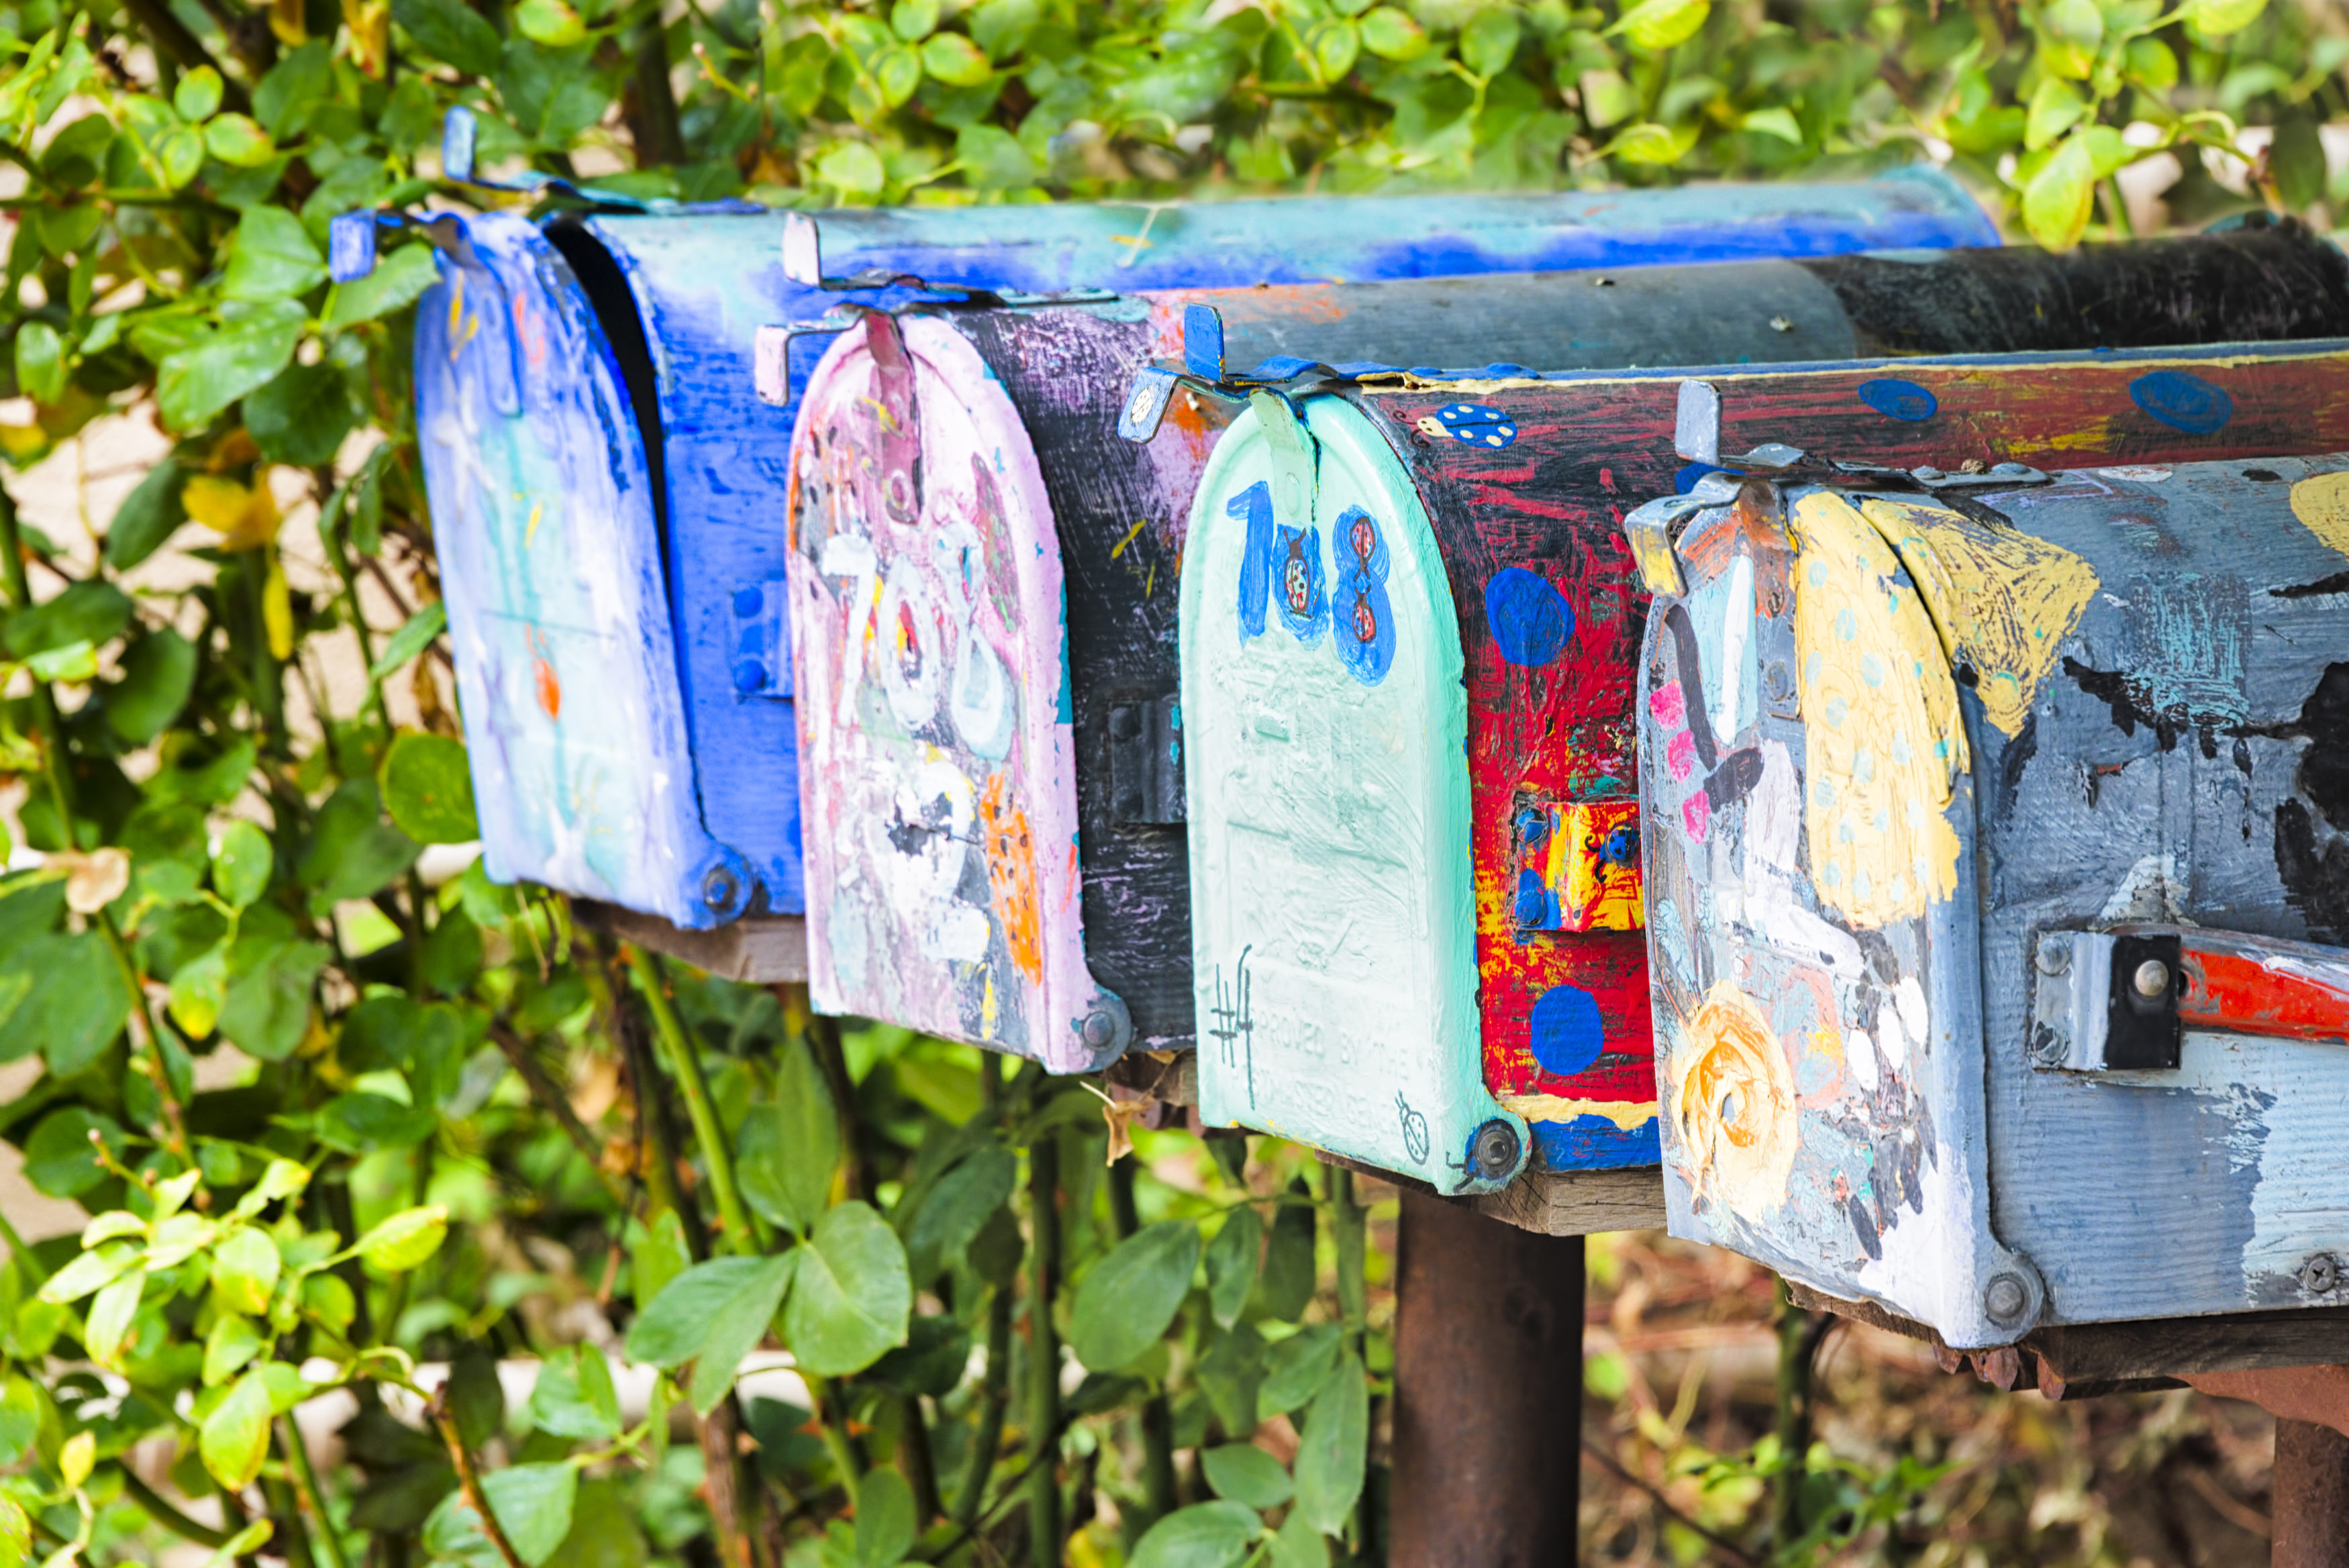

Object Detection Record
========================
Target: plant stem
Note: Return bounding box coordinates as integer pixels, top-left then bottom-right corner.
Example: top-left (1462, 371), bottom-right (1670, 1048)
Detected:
top-left (262, 1473), bottom-right (317, 1568)
top-left (896, 1393), bottom-right (942, 1527)
top-left (1107, 1159), bottom-right (1176, 1529)
top-left (1025, 1129), bottom-right (1062, 1567)
top-left (117, 1467), bottom-right (230, 1547)
top-left (954, 1282), bottom-right (1014, 1531)
top-left (488, 1023), bottom-right (628, 1204)
top-left (0, 1204), bottom-right (44, 1284)
top-left (1330, 1164), bottom-right (1367, 1355)
top-left (626, 944), bottom-right (768, 1255)
top-left (279, 1420), bottom-right (352, 1568)
top-left (1770, 1284), bottom-right (1836, 1551)
top-left (804, 1008), bottom-right (871, 1201)
top-left (589, 940), bottom-right (706, 1259)
top-left (430, 1399), bottom-right (531, 1568)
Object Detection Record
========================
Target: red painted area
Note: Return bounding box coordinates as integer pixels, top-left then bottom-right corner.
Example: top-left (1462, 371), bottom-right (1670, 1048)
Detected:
top-left (1366, 349), bottom-right (2349, 1131)
top-left (2182, 936), bottom-right (2349, 1044)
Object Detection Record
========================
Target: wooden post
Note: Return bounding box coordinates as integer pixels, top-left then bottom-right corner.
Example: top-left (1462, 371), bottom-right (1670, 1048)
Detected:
top-left (1391, 1189), bottom-right (1585, 1568)
top-left (2274, 1419), bottom-right (2349, 1568)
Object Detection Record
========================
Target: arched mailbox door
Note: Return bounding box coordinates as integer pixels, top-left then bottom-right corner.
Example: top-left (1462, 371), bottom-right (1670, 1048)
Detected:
top-left (788, 315), bottom-right (1126, 1072)
top-left (1172, 337), bottom-right (2349, 1186)
top-left (417, 214), bottom-right (745, 929)
top-left (1181, 397), bottom-right (1528, 1193)
top-left (1639, 413), bottom-right (2349, 1349)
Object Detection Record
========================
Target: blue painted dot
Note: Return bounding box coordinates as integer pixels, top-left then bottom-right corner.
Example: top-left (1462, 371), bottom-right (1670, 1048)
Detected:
top-left (1513, 870), bottom-right (1550, 927)
top-left (1857, 378), bottom-right (1937, 422)
top-left (732, 586), bottom-right (765, 617)
top-left (1485, 567), bottom-right (1572, 668)
top-left (1530, 984), bottom-right (1605, 1078)
top-left (1675, 460), bottom-right (1723, 494)
top-left (2130, 370), bottom-right (2233, 434)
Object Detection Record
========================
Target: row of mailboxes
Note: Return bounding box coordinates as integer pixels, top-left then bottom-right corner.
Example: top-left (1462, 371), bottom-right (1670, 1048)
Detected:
top-left (397, 156), bottom-right (1999, 932)
top-left (777, 222), bottom-right (2349, 1112)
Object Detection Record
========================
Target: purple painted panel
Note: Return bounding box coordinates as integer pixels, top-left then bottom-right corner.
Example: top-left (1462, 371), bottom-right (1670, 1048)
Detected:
top-left (788, 315), bottom-right (1126, 1071)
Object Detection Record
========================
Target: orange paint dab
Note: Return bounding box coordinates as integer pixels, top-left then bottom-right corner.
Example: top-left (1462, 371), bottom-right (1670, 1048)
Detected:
top-left (977, 774), bottom-right (1042, 985)
top-left (534, 656), bottom-right (562, 719)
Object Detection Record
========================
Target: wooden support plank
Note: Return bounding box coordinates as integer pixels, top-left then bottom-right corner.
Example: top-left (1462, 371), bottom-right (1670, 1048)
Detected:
top-left (1785, 1279), bottom-right (2349, 1383)
top-left (574, 900), bottom-right (809, 984)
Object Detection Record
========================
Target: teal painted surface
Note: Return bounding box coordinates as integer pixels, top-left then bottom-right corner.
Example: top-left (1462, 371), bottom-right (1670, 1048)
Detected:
top-left (1181, 397), bottom-right (1524, 1194)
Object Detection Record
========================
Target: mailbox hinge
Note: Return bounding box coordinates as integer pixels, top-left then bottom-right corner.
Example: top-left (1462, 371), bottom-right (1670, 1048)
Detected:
top-left (2029, 925), bottom-right (2349, 1072)
top-left (1107, 694), bottom-right (1184, 825)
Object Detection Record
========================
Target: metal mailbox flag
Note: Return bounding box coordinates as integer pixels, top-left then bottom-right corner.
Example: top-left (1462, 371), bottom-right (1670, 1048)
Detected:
top-left (1180, 326), bottom-right (2349, 1194)
top-left (387, 138), bottom-right (1994, 931)
top-left (1636, 359), bottom-right (2349, 1347)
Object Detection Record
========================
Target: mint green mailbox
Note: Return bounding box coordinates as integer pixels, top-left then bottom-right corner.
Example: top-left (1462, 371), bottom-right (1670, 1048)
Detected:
top-left (1180, 395), bottom-right (1527, 1196)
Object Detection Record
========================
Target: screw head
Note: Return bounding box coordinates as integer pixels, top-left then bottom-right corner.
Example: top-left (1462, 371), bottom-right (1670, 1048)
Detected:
top-left (1469, 1119), bottom-right (1520, 1180)
top-left (1983, 1273), bottom-right (2030, 1324)
top-left (701, 866), bottom-right (740, 911)
top-left (2036, 937), bottom-right (2072, 976)
top-left (2132, 959), bottom-right (2170, 999)
top-left (2030, 1025), bottom-right (2070, 1067)
top-left (1080, 1009), bottom-right (1117, 1049)
top-left (2303, 1254), bottom-right (2341, 1295)
top-left (733, 658), bottom-right (768, 694)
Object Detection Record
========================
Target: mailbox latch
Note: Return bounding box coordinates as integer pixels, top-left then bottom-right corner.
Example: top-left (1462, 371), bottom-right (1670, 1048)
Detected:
top-left (1509, 795), bottom-right (1642, 934)
top-left (2029, 925), bottom-right (2349, 1072)
top-left (1107, 694), bottom-right (1183, 825)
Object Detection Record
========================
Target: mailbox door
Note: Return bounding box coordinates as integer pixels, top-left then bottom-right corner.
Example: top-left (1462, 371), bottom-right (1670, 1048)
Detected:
top-left (417, 214), bottom-right (742, 929)
top-left (1181, 395), bottom-right (1526, 1193)
top-left (1640, 484), bottom-right (2032, 1347)
top-left (789, 315), bottom-right (1126, 1072)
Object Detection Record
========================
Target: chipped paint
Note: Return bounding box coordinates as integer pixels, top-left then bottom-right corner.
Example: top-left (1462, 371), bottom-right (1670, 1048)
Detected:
top-left (2289, 470), bottom-right (2349, 560)
top-left (1858, 496), bottom-right (2100, 738)
top-left (789, 315), bottom-right (1124, 1071)
top-left (1789, 492), bottom-right (1965, 929)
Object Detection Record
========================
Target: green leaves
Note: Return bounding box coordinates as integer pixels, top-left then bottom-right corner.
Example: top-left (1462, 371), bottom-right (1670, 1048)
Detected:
top-left (2190, 0), bottom-right (2265, 36)
top-left (212, 821), bottom-right (274, 910)
top-left (626, 1253), bottom-right (797, 1414)
top-left (1201, 1443), bottom-right (1292, 1510)
top-left (379, 728), bottom-right (479, 844)
top-left (156, 303), bottom-right (303, 432)
top-left (200, 1365), bottom-right (275, 1489)
top-left (738, 1041), bottom-right (840, 1236)
top-left (1130, 1502), bottom-right (1262, 1568)
top-left (326, 243), bottom-right (440, 329)
top-left (2021, 131), bottom-right (2097, 251)
top-left (1291, 1350), bottom-right (1368, 1538)
top-left (528, 1346), bottom-right (622, 1440)
top-left (13, 321), bottom-right (64, 404)
top-left (103, 460), bottom-right (189, 570)
top-left (354, 1204), bottom-right (450, 1271)
top-left (854, 1469), bottom-right (915, 1568)
top-left (1205, 1208), bottom-right (1261, 1330)
top-left (1609, 0), bottom-right (1709, 52)
top-left (393, 0), bottom-right (503, 75)
top-left (1070, 1220), bottom-right (1200, 1372)
top-left (785, 1201), bottom-right (913, 1377)
top-left (427, 1463), bottom-right (579, 1568)
top-left (211, 1226), bottom-right (282, 1314)
top-left (223, 207), bottom-right (327, 301)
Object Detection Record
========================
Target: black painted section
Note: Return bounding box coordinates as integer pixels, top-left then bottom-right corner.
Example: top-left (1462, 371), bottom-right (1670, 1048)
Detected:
top-left (1802, 220), bottom-right (2349, 357)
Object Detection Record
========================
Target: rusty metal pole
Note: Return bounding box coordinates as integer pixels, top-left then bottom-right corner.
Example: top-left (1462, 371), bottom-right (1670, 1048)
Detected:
top-left (2275, 1419), bottom-right (2349, 1568)
top-left (1391, 1189), bottom-right (1585, 1568)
